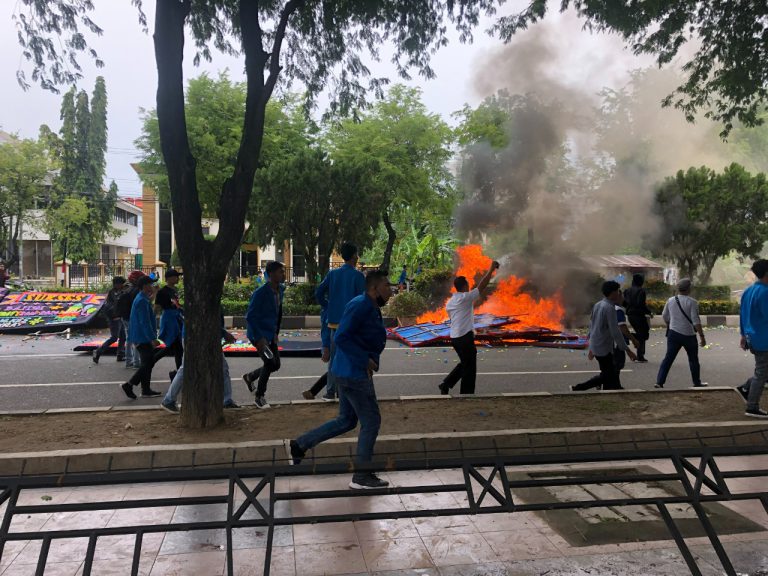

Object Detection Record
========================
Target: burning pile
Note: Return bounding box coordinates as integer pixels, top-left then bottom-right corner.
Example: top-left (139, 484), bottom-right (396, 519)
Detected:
top-left (388, 245), bottom-right (586, 349)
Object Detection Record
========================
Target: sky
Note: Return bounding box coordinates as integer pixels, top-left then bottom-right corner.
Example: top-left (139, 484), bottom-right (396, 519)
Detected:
top-left (0, 1), bottom-right (652, 199)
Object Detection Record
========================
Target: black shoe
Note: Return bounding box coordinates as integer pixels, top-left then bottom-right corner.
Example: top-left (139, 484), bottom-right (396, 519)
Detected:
top-left (254, 395), bottom-right (270, 409)
top-left (116, 355), bottom-right (125, 362)
top-left (322, 392), bottom-right (336, 402)
top-left (636, 357), bottom-right (648, 363)
top-left (693, 383), bottom-right (708, 388)
top-left (161, 400), bottom-right (179, 414)
top-left (243, 373), bottom-right (255, 393)
top-left (745, 408), bottom-right (768, 419)
top-left (290, 440), bottom-right (305, 465)
top-left (438, 383), bottom-right (449, 395)
top-left (169, 371), bottom-right (177, 381)
top-left (141, 389), bottom-right (162, 398)
top-left (223, 401), bottom-right (241, 409)
top-left (737, 385), bottom-right (749, 404)
top-left (92, 350), bottom-right (100, 364)
top-left (302, 390), bottom-right (315, 400)
top-left (350, 473), bottom-right (389, 490)
top-left (121, 382), bottom-right (137, 400)
top-left (654, 384), bottom-right (664, 389)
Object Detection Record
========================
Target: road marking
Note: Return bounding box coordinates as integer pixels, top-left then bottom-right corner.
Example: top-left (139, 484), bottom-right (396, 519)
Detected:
top-left (0, 370), bottom-right (630, 388)
top-left (0, 353), bottom-right (80, 359)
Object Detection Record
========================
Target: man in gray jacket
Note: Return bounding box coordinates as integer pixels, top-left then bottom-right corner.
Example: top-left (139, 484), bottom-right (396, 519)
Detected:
top-left (576, 281), bottom-right (637, 391)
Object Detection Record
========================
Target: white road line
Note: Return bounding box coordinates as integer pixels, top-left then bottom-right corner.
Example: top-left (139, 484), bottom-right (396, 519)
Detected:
top-left (0, 370), bottom-right (629, 388)
top-left (0, 353), bottom-right (80, 359)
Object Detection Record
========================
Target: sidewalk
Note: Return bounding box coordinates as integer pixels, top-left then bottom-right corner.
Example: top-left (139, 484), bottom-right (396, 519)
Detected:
top-left (2, 457), bottom-right (767, 575)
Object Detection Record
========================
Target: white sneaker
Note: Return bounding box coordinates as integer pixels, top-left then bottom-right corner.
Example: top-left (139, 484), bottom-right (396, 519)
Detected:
top-left (254, 396), bottom-right (271, 409)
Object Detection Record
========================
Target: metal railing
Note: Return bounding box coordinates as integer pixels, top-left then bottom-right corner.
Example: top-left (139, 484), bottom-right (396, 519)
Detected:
top-left (2, 443), bottom-right (767, 575)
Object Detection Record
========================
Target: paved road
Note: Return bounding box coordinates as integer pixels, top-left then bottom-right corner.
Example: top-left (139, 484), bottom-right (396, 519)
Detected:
top-left (0, 326), bottom-right (751, 411)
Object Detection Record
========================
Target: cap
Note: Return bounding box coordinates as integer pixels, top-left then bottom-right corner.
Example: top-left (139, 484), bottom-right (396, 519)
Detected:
top-left (127, 270), bottom-right (145, 284)
top-left (677, 278), bottom-right (692, 292)
top-left (136, 275), bottom-right (155, 289)
top-left (166, 269), bottom-right (183, 278)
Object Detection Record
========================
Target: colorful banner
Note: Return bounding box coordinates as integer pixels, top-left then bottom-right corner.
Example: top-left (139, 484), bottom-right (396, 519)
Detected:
top-left (0, 290), bottom-right (105, 332)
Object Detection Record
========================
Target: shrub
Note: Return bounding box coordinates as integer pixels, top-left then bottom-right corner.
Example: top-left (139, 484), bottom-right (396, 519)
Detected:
top-left (644, 279), bottom-right (672, 298)
top-left (694, 285), bottom-right (731, 300)
top-left (412, 268), bottom-right (453, 307)
top-left (647, 298), bottom-right (739, 315)
top-left (283, 303), bottom-right (322, 315)
top-left (221, 299), bottom-right (249, 316)
top-left (384, 291), bottom-right (428, 318)
top-left (285, 283), bottom-right (317, 307)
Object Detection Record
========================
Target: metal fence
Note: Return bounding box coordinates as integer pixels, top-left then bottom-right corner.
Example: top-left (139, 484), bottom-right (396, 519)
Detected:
top-left (2, 444), bottom-right (767, 575)
top-left (67, 260), bottom-right (156, 289)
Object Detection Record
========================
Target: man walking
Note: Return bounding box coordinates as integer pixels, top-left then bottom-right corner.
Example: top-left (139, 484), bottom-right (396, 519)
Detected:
top-left (438, 260), bottom-right (499, 395)
top-left (117, 270), bottom-right (146, 369)
top-left (624, 274), bottom-right (652, 362)
top-left (572, 290), bottom-right (637, 391)
top-left (313, 242), bottom-right (366, 400)
top-left (243, 261), bottom-right (285, 409)
top-left (655, 278), bottom-right (707, 388)
top-left (93, 276), bottom-right (126, 363)
top-left (290, 270), bottom-right (391, 489)
top-left (737, 260), bottom-right (768, 418)
top-left (576, 281), bottom-right (637, 392)
top-left (153, 269), bottom-right (184, 379)
top-left (122, 275), bottom-right (162, 399)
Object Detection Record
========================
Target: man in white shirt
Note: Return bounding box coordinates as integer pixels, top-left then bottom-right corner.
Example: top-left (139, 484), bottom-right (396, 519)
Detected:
top-left (655, 278), bottom-right (707, 388)
top-left (438, 260), bottom-right (499, 395)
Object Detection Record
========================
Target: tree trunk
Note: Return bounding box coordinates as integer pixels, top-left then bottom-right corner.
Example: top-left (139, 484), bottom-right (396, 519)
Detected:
top-left (381, 210), bottom-right (396, 272)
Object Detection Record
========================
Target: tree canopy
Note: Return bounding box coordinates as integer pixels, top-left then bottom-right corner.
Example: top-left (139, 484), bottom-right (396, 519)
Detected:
top-left (652, 164), bottom-right (768, 284)
top-left (495, 1), bottom-right (768, 136)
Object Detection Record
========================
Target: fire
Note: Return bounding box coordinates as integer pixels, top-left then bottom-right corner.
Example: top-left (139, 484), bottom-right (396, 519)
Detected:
top-left (416, 244), bottom-right (564, 330)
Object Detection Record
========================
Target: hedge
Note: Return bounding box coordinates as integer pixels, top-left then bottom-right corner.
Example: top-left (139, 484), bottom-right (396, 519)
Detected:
top-left (647, 299), bottom-right (739, 315)
top-left (644, 281), bottom-right (731, 300)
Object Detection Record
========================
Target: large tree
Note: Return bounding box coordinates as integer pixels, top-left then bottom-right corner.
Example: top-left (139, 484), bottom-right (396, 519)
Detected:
top-left (328, 85), bottom-right (454, 272)
top-left (496, 1), bottom-right (768, 137)
top-left (0, 138), bottom-right (50, 269)
top-left (653, 164), bottom-right (768, 284)
top-left (13, 0), bottom-right (504, 428)
top-left (252, 147), bottom-right (382, 281)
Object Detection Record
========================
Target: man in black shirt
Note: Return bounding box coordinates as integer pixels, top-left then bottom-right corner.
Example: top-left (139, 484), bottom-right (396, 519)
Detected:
top-left (153, 269), bottom-right (184, 378)
top-left (93, 276), bottom-right (127, 363)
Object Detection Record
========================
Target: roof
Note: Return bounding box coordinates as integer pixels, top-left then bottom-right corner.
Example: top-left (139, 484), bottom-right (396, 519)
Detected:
top-left (580, 255), bottom-right (664, 270)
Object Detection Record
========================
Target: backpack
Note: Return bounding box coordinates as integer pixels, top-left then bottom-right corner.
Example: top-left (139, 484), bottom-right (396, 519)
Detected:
top-left (116, 287), bottom-right (140, 320)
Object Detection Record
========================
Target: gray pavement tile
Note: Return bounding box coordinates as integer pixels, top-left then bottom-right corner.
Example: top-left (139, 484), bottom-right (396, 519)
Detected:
top-left (690, 540), bottom-right (768, 575)
top-left (438, 562), bottom-right (511, 575)
top-left (374, 570), bottom-right (439, 576)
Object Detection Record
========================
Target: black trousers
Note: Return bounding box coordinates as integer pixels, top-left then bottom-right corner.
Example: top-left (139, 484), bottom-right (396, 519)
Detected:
top-left (309, 372), bottom-right (328, 396)
top-left (128, 343), bottom-right (157, 393)
top-left (442, 331), bottom-right (478, 394)
top-left (628, 314), bottom-right (650, 359)
top-left (246, 340), bottom-right (281, 396)
top-left (153, 339), bottom-right (183, 370)
top-left (572, 350), bottom-right (623, 391)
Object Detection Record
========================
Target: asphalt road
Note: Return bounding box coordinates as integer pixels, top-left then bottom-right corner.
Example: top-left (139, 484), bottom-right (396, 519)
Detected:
top-left (0, 326), bottom-right (752, 412)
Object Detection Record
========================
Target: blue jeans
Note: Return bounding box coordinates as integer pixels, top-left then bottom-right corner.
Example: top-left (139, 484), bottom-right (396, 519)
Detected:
top-left (122, 319), bottom-right (140, 368)
top-left (744, 350), bottom-right (768, 411)
top-left (656, 330), bottom-right (701, 386)
top-left (296, 376), bottom-right (381, 471)
top-left (164, 352), bottom-right (233, 406)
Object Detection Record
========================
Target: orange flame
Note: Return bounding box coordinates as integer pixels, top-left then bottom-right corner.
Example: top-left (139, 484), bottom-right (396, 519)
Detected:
top-left (416, 244), bottom-right (564, 330)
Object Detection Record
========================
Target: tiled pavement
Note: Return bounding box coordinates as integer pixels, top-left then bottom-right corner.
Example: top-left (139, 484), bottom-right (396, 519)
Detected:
top-left (2, 457), bottom-right (768, 575)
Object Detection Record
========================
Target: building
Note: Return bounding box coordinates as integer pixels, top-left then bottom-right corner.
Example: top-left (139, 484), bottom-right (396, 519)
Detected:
top-left (18, 198), bottom-right (141, 278)
top-left (579, 255), bottom-right (665, 284)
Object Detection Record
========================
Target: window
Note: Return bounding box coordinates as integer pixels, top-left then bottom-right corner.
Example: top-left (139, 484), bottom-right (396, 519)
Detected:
top-left (114, 207), bottom-right (138, 226)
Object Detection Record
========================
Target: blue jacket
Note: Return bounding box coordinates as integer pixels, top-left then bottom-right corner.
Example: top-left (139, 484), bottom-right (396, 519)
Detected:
top-left (316, 264), bottom-right (365, 326)
top-left (741, 281), bottom-right (768, 351)
top-left (246, 283), bottom-right (284, 343)
top-left (159, 308), bottom-right (184, 345)
top-left (128, 291), bottom-right (157, 345)
top-left (320, 307), bottom-right (331, 349)
top-left (331, 294), bottom-right (387, 380)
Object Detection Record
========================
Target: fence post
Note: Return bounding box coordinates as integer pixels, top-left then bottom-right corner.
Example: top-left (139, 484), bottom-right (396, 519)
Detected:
top-left (81, 262), bottom-right (88, 291)
top-left (98, 261), bottom-right (105, 286)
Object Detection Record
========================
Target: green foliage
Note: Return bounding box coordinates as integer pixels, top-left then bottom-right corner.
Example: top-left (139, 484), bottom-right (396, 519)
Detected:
top-left (647, 299), bottom-right (739, 316)
top-left (283, 303), bottom-right (322, 316)
top-left (384, 291), bottom-right (428, 318)
top-left (221, 299), bottom-right (249, 316)
top-left (43, 197), bottom-right (97, 262)
top-left (494, 1), bottom-right (768, 136)
top-left (652, 164), bottom-right (768, 284)
top-left (412, 269), bottom-right (454, 307)
top-left (0, 137), bottom-right (50, 266)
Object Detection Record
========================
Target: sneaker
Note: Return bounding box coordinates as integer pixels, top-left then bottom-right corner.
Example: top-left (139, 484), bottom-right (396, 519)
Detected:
top-left (737, 385), bottom-right (749, 404)
top-left (254, 396), bottom-right (270, 409)
top-left (290, 440), bottom-right (305, 465)
top-left (121, 382), bottom-right (137, 400)
top-left (438, 383), bottom-right (449, 396)
top-left (223, 401), bottom-right (241, 409)
top-left (322, 393), bottom-right (336, 402)
top-left (636, 357), bottom-right (648, 363)
top-left (349, 473), bottom-right (389, 490)
top-left (301, 390), bottom-right (315, 400)
top-left (654, 384), bottom-right (664, 389)
top-left (693, 382), bottom-right (708, 388)
top-left (161, 401), bottom-right (179, 414)
top-left (141, 389), bottom-right (162, 398)
top-left (92, 350), bottom-right (100, 364)
top-left (243, 373), bottom-right (255, 393)
top-left (169, 371), bottom-right (177, 381)
top-left (745, 408), bottom-right (768, 419)
top-left (116, 354), bottom-right (125, 362)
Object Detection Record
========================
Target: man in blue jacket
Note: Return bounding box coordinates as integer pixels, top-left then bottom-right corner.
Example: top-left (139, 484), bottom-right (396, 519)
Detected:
top-left (122, 275), bottom-right (162, 399)
top-left (290, 269), bottom-right (392, 490)
top-left (738, 259), bottom-right (768, 418)
top-left (243, 261), bottom-right (285, 409)
top-left (314, 242), bottom-right (366, 400)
